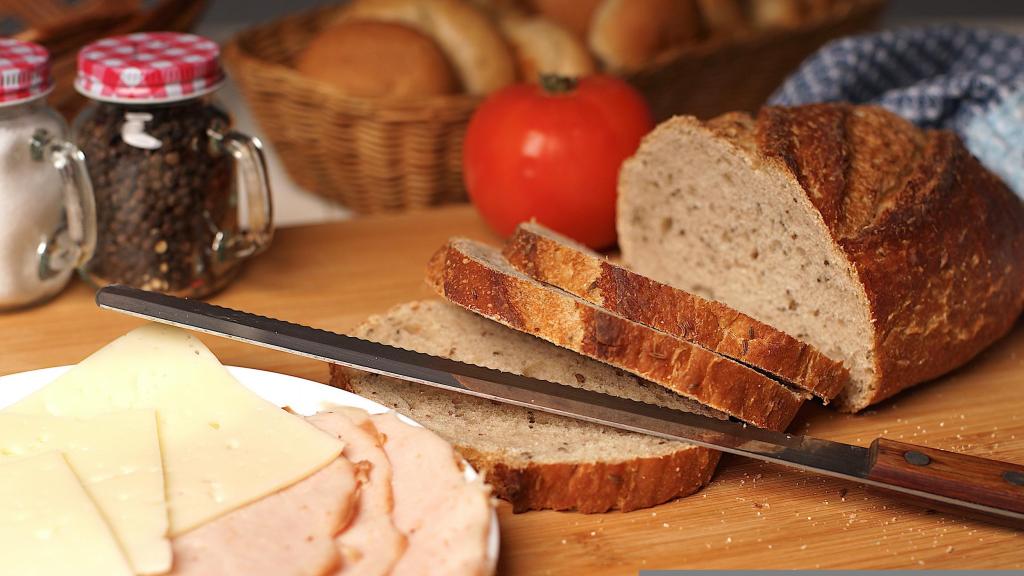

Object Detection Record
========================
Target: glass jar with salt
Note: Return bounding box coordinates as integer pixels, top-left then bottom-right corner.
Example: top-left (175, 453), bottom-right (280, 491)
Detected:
top-left (0, 39), bottom-right (96, 311)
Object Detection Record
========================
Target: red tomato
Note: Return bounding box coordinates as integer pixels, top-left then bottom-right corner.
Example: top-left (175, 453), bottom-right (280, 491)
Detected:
top-left (463, 75), bottom-right (653, 249)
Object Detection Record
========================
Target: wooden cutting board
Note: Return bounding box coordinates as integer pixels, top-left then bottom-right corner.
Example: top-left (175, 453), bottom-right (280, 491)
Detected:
top-left (1, 205), bottom-right (1021, 572)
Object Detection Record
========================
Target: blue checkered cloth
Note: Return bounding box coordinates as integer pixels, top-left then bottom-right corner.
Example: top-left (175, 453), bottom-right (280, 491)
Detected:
top-left (770, 25), bottom-right (1024, 197)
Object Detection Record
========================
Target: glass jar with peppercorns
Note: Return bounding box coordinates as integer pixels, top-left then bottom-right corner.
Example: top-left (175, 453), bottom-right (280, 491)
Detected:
top-left (72, 32), bottom-right (273, 298)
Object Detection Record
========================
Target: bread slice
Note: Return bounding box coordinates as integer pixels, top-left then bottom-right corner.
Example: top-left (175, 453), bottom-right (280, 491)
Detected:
top-left (617, 104), bottom-right (1024, 411)
top-left (503, 221), bottom-right (848, 401)
top-left (427, 237), bottom-right (806, 430)
top-left (332, 300), bottom-right (721, 513)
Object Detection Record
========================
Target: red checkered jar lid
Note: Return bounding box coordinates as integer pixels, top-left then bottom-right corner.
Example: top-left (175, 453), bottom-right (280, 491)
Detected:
top-left (0, 39), bottom-right (52, 105)
top-left (76, 32), bottom-right (225, 104)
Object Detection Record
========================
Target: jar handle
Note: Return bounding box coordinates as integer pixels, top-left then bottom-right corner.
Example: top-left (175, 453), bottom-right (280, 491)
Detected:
top-left (208, 128), bottom-right (274, 261)
top-left (30, 130), bottom-right (97, 280)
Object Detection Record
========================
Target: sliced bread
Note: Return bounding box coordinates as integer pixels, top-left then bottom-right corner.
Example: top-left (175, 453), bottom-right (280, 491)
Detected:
top-left (503, 220), bottom-right (848, 401)
top-left (617, 104), bottom-right (1024, 411)
top-left (427, 237), bottom-right (806, 430)
top-left (333, 300), bottom-right (721, 513)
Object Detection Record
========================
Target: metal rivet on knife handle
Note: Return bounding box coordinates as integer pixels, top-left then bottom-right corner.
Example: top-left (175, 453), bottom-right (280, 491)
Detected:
top-left (904, 451), bottom-right (931, 466)
top-left (1005, 470), bottom-right (1024, 487)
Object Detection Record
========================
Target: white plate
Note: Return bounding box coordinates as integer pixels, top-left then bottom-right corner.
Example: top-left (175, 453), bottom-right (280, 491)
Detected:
top-left (0, 365), bottom-right (500, 574)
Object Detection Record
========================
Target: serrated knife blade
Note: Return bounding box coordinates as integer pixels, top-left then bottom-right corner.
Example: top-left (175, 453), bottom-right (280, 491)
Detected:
top-left (95, 285), bottom-right (1024, 527)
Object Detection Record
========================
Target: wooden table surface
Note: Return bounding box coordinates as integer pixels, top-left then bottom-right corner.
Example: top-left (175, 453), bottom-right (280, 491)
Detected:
top-left (2, 205), bottom-right (1022, 572)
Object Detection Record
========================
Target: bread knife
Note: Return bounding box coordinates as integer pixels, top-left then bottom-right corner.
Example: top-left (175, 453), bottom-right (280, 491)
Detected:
top-left (96, 285), bottom-right (1024, 528)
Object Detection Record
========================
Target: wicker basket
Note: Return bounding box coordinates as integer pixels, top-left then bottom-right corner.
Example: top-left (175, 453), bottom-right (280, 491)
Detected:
top-left (223, 4), bottom-right (477, 214)
top-left (225, 0), bottom-right (885, 214)
top-left (3, 0), bottom-right (209, 118)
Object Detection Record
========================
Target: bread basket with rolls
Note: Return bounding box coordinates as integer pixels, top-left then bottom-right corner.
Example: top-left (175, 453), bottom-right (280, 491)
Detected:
top-left (224, 0), bottom-right (885, 213)
top-left (223, 1), bottom-right (498, 214)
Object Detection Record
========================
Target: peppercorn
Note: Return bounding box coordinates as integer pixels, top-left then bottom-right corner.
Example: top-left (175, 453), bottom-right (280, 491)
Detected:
top-left (76, 100), bottom-right (237, 296)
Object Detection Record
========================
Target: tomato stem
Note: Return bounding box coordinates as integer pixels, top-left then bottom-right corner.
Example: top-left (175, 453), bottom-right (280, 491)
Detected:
top-left (539, 74), bottom-right (578, 94)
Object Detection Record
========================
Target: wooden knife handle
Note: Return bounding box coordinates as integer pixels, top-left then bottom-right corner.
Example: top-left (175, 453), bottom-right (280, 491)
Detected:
top-left (866, 439), bottom-right (1024, 524)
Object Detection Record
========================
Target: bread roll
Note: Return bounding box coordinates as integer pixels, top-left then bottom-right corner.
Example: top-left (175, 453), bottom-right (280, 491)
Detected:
top-left (525, 0), bottom-right (603, 38)
top-left (468, 0), bottom-right (527, 13)
top-left (499, 14), bottom-right (595, 81)
top-left (696, 0), bottom-right (746, 36)
top-left (745, 0), bottom-right (803, 28)
top-left (589, 0), bottom-right (701, 72)
top-left (296, 21), bottom-right (459, 98)
top-left (803, 0), bottom-right (834, 19)
top-left (338, 0), bottom-right (516, 94)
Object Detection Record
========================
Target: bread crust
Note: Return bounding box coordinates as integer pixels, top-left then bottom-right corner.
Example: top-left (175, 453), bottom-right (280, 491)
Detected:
top-left (338, 0), bottom-right (516, 94)
top-left (428, 239), bottom-right (805, 430)
top-left (331, 364), bottom-right (720, 513)
top-left (504, 222), bottom-right (849, 400)
top-left (457, 443), bottom-right (720, 513)
top-left (753, 104), bottom-right (1024, 410)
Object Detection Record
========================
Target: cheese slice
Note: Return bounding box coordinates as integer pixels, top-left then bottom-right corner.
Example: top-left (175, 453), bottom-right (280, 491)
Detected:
top-left (0, 411), bottom-right (169, 575)
top-left (0, 452), bottom-right (134, 576)
top-left (7, 323), bottom-right (344, 536)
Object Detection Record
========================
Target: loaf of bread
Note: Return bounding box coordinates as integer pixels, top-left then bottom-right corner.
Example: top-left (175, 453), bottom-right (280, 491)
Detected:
top-left (617, 103), bottom-right (1024, 411)
top-left (503, 221), bottom-right (848, 401)
top-left (428, 237), bottom-right (806, 430)
top-left (296, 21), bottom-right (459, 98)
top-left (333, 300), bottom-right (722, 513)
